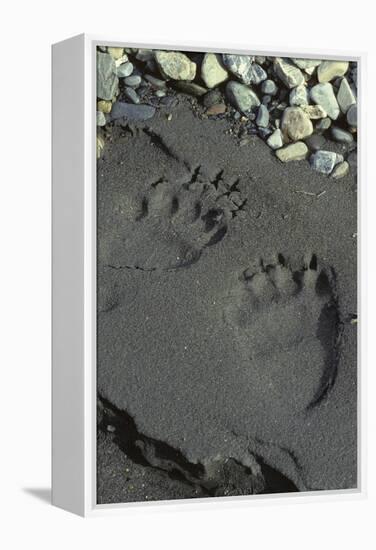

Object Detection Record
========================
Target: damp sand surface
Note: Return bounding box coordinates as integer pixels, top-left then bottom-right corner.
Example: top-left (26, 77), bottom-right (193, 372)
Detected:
top-left (96, 98), bottom-right (357, 503)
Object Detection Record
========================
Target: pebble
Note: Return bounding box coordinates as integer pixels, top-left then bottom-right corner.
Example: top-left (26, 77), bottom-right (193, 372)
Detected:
top-left (347, 150), bottom-right (357, 171)
top-left (201, 53), bottom-right (228, 88)
top-left (97, 99), bottom-right (112, 114)
top-left (310, 83), bottom-right (340, 120)
top-left (310, 150), bottom-right (337, 174)
top-left (317, 61), bottom-right (349, 83)
top-left (135, 49), bottom-right (154, 62)
top-left (114, 54), bottom-right (128, 68)
top-left (331, 126), bottom-right (354, 144)
top-left (315, 117), bottom-right (332, 131)
top-left (117, 62), bottom-right (134, 78)
top-left (291, 58), bottom-right (322, 71)
top-left (301, 105), bottom-right (327, 119)
top-left (107, 47), bottom-right (124, 60)
top-left (203, 89), bottom-right (223, 108)
top-left (174, 81), bottom-right (207, 96)
top-left (144, 74), bottom-right (167, 90)
top-left (155, 90), bottom-right (166, 98)
top-left (281, 106), bottom-right (313, 141)
top-left (124, 75), bottom-right (142, 88)
top-left (124, 87), bottom-right (140, 104)
top-left (266, 129), bottom-right (283, 149)
top-left (226, 81), bottom-right (260, 113)
top-left (337, 77), bottom-right (356, 113)
top-left (222, 54), bottom-right (254, 84)
top-left (347, 104), bottom-right (357, 127)
top-left (273, 58), bottom-right (304, 89)
top-left (97, 52), bottom-right (119, 101)
top-left (262, 95), bottom-right (272, 105)
top-left (331, 161), bottom-right (350, 179)
top-left (206, 103), bottom-right (227, 116)
top-left (275, 142), bottom-right (308, 162)
top-left (110, 101), bottom-right (156, 121)
top-left (304, 134), bottom-right (326, 151)
top-left (155, 50), bottom-right (196, 81)
top-left (249, 63), bottom-right (267, 84)
top-left (256, 104), bottom-right (269, 127)
top-left (96, 111), bottom-right (106, 126)
top-left (289, 84), bottom-right (308, 106)
top-left (261, 79), bottom-right (278, 95)
top-left (97, 131), bottom-right (105, 159)
top-left (258, 127), bottom-right (272, 139)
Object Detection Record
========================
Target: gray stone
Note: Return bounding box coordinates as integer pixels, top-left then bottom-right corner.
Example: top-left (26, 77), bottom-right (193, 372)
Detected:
top-left (124, 75), bottom-right (142, 88)
top-left (174, 81), bottom-right (207, 96)
top-left (262, 95), bottom-right (272, 105)
top-left (310, 150), bottom-right (337, 174)
top-left (201, 53), bottom-right (228, 88)
top-left (316, 117), bottom-right (332, 131)
top-left (347, 104), bottom-right (357, 127)
top-left (144, 74), bottom-right (167, 90)
top-left (203, 89), bottom-right (223, 108)
top-left (124, 87), bottom-right (140, 104)
top-left (310, 83), bottom-right (340, 120)
top-left (266, 129), bottom-right (283, 150)
top-left (97, 52), bottom-right (119, 101)
top-left (249, 63), bottom-right (267, 84)
top-left (155, 90), bottom-right (166, 98)
top-left (291, 58), bottom-right (322, 70)
top-left (136, 49), bottom-right (154, 62)
top-left (273, 58), bottom-right (304, 89)
top-left (331, 126), bottom-right (354, 144)
top-left (96, 110), bottom-right (106, 127)
top-left (289, 84), bottom-right (308, 106)
top-left (317, 61), bottom-right (349, 83)
top-left (275, 142), bottom-right (308, 162)
top-left (226, 81), bottom-right (260, 113)
top-left (331, 161), bottom-right (350, 179)
top-left (281, 107), bottom-right (313, 141)
top-left (304, 134), bottom-right (326, 152)
top-left (261, 79), bottom-right (277, 95)
top-left (110, 102), bottom-right (156, 121)
top-left (256, 105), bottom-right (269, 127)
top-left (222, 54), bottom-right (254, 84)
top-left (117, 62), bottom-right (134, 78)
top-left (337, 78), bottom-right (356, 113)
top-left (347, 150), bottom-right (357, 171)
top-left (155, 51), bottom-right (196, 81)
top-left (350, 66), bottom-right (358, 88)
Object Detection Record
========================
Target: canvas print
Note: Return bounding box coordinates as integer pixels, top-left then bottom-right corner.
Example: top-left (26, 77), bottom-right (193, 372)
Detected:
top-left (96, 45), bottom-right (357, 504)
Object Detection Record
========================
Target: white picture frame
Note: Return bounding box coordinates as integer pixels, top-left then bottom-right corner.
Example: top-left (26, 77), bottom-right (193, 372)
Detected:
top-left (52, 34), bottom-right (365, 517)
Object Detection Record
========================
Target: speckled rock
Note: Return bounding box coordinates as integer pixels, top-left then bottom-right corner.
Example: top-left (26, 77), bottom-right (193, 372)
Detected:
top-left (317, 61), bottom-right (349, 83)
top-left (273, 58), bottom-right (304, 89)
top-left (310, 150), bottom-right (337, 174)
top-left (155, 51), bottom-right (196, 81)
top-left (331, 161), bottom-right (350, 179)
top-left (226, 81), bottom-right (260, 113)
top-left (301, 105), bottom-right (327, 119)
top-left (222, 54), bottom-right (254, 83)
top-left (289, 84), bottom-right (309, 106)
top-left (310, 83), bottom-right (340, 120)
top-left (249, 63), bottom-right (267, 84)
top-left (281, 107), bottom-right (313, 141)
top-left (275, 142), bottom-right (308, 162)
top-left (337, 77), bottom-right (356, 113)
top-left (124, 75), bottom-right (142, 88)
top-left (201, 53), bottom-right (228, 88)
top-left (97, 52), bottom-right (119, 101)
top-left (316, 117), bottom-right (332, 131)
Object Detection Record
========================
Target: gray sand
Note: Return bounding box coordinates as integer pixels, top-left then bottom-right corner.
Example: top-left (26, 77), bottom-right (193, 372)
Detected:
top-left (97, 98), bottom-right (357, 503)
